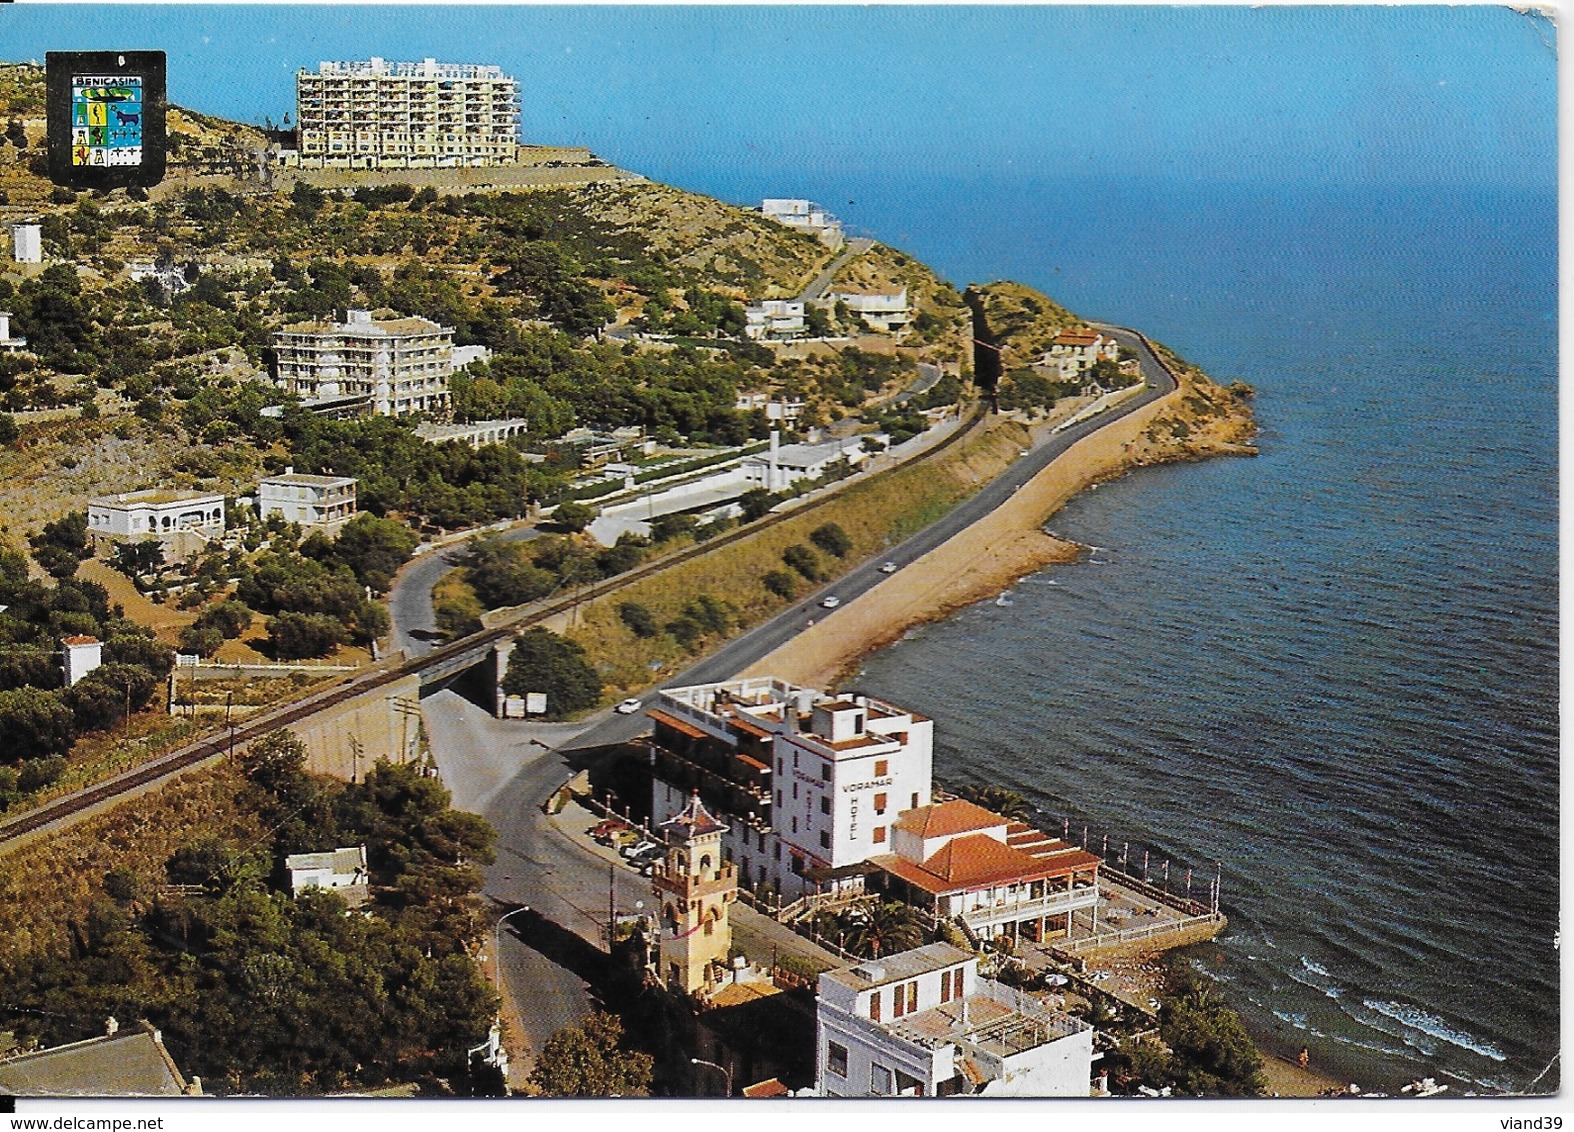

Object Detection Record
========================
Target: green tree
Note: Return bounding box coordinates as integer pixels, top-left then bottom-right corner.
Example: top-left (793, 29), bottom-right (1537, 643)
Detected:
top-left (500, 628), bottom-right (601, 719)
top-left (192, 599), bottom-right (253, 639)
top-left (63, 663), bottom-right (158, 731)
top-left (529, 1012), bottom-right (653, 1097)
top-left (0, 413), bottom-right (17, 446)
top-left (267, 611), bottom-right (347, 659)
top-left (738, 488), bottom-right (778, 522)
top-left (103, 631), bottom-right (176, 678)
top-left (0, 686), bottom-right (75, 763)
top-left (843, 901), bottom-right (924, 959)
top-left (178, 623), bottom-right (225, 658)
top-left (433, 589), bottom-right (483, 638)
top-left (1160, 982), bottom-right (1266, 1096)
top-left (953, 783), bottom-right (1035, 822)
top-left (461, 536), bottom-right (556, 609)
top-left (552, 500), bottom-right (597, 533)
top-left (330, 513), bottom-right (420, 593)
top-left (809, 522), bottom-right (853, 558)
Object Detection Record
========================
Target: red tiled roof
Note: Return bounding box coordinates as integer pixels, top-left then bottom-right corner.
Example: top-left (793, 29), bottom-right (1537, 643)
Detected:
top-left (661, 791), bottom-right (727, 839)
top-left (648, 708), bottom-right (708, 740)
top-left (730, 715), bottom-right (773, 739)
top-left (893, 799), bottom-right (1006, 840)
top-left (736, 752), bottom-right (769, 773)
top-left (1053, 328), bottom-right (1100, 346)
top-left (61, 635), bottom-right (101, 646)
top-left (872, 831), bottom-right (1099, 896)
top-left (742, 1077), bottom-right (790, 1098)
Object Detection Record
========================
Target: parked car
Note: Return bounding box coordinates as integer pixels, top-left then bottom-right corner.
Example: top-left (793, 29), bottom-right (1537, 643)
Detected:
top-left (629, 844), bottom-right (664, 866)
top-left (621, 839), bottom-right (658, 860)
top-left (615, 697), bottom-right (643, 715)
top-left (879, 561), bottom-right (898, 574)
top-left (820, 595), bottom-right (841, 609)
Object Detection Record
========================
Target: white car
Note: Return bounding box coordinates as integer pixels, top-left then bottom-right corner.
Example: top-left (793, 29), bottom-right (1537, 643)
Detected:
top-left (879, 561), bottom-right (898, 574)
top-left (820, 595), bottom-right (841, 609)
top-left (615, 697), bottom-right (643, 714)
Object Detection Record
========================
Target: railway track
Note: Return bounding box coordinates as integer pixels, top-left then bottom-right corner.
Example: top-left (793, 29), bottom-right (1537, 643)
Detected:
top-left (0, 404), bottom-right (990, 852)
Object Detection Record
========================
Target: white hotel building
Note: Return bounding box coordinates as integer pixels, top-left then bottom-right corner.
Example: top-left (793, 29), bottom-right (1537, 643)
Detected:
top-left (296, 57), bottom-right (520, 169)
top-left (648, 677), bottom-right (933, 900)
top-left (272, 309), bottom-right (453, 418)
top-left (817, 943), bottom-right (1094, 1097)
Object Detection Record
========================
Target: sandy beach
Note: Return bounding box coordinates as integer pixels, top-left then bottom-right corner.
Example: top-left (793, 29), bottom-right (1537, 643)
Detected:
top-left (739, 368), bottom-right (1250, 691)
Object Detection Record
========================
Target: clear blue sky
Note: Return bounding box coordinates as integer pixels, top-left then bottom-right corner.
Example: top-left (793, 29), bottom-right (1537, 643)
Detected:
top-left (2, 5), bottom-right (1556, 190)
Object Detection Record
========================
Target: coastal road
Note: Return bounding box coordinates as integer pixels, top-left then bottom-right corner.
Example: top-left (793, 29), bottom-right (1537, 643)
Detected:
top-left (559, 322), bottom-right (1177, 752)
top-left (420, 322), bottom-right (1178, 1065)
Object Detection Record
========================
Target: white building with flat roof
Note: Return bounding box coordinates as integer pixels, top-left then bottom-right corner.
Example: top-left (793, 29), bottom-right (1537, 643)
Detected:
top-left (285, 845), bottom-right (369, 905)
top-left (9, 222), bottom-right (41, 264)
top-left (256, 469), bottom-right (358, 531)
top-left (740, 432), bottom-right (871, 493)
top-left (0, 312), bottom-right (26, 353)
top-left (743, 299), bottom-right (806, 341)
top-left (61, 635), bottom-right (103, 686)
top-left (296, 57), bottom-right (520, 169)
top-left (762, 199), bottom-right (844, 248)
top-left (817, 943), bottom-right (1094, 1098)
top-left (273, 308), bottom-right (453, 418)
top-left (823, 287), bottom-right (910, 335)
top-left (649, 677), bottom-right (933, 899)
top-left (86, 489), bottom-right (226, 548)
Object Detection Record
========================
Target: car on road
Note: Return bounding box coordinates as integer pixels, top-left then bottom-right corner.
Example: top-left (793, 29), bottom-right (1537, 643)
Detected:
top-left (615, 697), bottom-right (643, 715)
top-left (878, 561), bottom-right (898, 574)
top-left (820, 595), bottom-right (841, 609)
top-left (620, 839), bottom-right (658, 860)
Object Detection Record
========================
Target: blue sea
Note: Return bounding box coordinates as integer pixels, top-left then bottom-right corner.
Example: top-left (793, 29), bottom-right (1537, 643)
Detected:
top-left (647, 166), bottom-right (1559, 1093)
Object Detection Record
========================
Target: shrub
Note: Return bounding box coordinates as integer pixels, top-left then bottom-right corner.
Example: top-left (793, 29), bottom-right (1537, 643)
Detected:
top-left (761, 570), bottom-right (796, 599)
top-left (617, 602), bottom-right (659, 639)
top-left (809, 522), bottom-right (853, 558)
top-left (782, 543), bottom-right (822, 581)
top-left (178, 624), bottom-right (225, 658)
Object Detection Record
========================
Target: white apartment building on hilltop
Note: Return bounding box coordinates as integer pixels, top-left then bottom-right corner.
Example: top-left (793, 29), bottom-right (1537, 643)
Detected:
top-left (761, 199), bottom-right (844, 248)
top-left (817, 943), bottom-right (1094, 1097)
top-left (648, 677), bottom-right (933, 899)
top-left (272, 309), bottom-right (452, 418)
top-left (296, 57), bottom-right (520, 169)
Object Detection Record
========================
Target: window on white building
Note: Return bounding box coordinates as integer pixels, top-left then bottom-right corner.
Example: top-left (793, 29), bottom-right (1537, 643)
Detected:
top-left (827, 1041), bottom-right (848, 1078)
top-left (820, 797), bottom-right (831, 815)
top-left (870, 1064), bottom-right (893, 1095)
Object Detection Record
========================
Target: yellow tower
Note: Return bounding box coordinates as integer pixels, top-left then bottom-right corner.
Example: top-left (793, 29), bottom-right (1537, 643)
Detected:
top-left (652, 792), bottom-right (736, 995)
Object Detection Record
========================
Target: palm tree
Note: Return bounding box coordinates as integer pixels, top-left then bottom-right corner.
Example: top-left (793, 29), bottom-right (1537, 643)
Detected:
top-left (845, 901), bottom-right (924, 958)
top-left (954, 782), bottom-right (1035, 822)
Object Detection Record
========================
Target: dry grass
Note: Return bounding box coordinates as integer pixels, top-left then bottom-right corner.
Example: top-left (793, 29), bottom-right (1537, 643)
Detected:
top-left (0, 762), bottom-right (261, 962)
top-left (564, 416), bottom-right (1033, 693)
top-left (970, 280), bottom-right (1081, 371)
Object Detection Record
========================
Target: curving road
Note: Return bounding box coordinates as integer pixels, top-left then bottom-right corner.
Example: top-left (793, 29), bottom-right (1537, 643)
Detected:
top-left (558, 323), bottom-right (1175, 752)
top-left (443, 322), bottom-right (1180, 1072)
